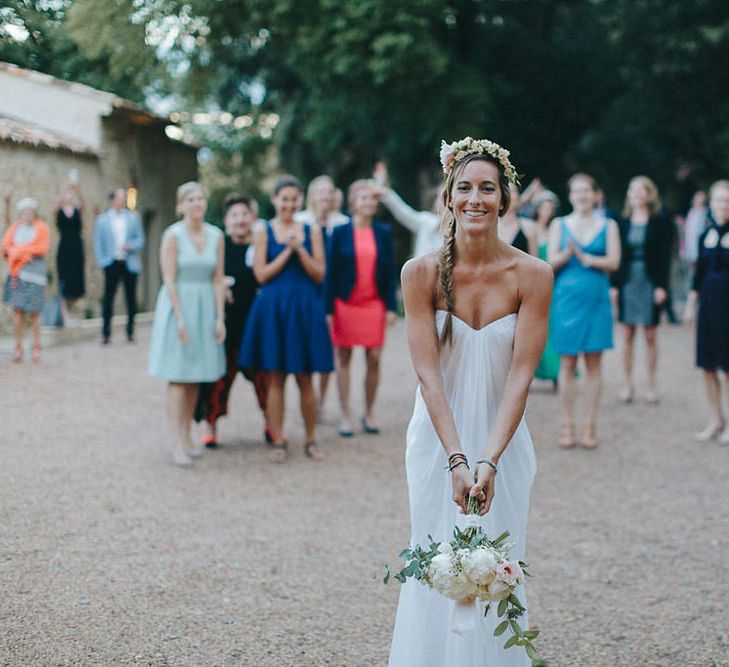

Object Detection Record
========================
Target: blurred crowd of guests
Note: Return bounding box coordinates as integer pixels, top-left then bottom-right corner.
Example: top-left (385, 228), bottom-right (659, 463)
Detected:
top-left (4, 160), bottom-right (728, 463)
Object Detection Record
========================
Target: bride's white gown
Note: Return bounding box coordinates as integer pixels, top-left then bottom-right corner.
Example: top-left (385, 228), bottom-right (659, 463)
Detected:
top-left (389, 311), bottom-right (536, 667)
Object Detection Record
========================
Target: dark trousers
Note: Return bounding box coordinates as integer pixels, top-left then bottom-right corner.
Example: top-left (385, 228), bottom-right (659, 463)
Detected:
top-left (195, 346), bottom-right (269, 425)
top-left (102, 260), bottom-right (137, 339)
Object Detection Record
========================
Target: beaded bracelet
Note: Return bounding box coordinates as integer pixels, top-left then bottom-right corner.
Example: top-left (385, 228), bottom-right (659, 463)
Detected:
top-left (476, 458), bottom-right (498, 474)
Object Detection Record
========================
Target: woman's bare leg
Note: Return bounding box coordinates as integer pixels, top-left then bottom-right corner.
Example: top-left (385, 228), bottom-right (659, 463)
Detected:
top-left (582, 352), bottom-right (603, 447)
top-left (558, 354), bottom-right (578, 446)
top-left (364, 346), bottom-right (382, 427)
top-left (166, 383), bottom-right (192, 466)
top-left (696, 370), bottom-right (725, 441)
top-left (644, 325), bottom-right (659, 401)
top-left (620, 324), bottom-right (636, 401)
top-left (335, 346), bottom-right (354, 433)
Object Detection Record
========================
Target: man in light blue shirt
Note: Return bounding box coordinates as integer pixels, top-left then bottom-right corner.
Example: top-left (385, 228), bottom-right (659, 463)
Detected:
top-left (93, 188), bottom-right (145, 344)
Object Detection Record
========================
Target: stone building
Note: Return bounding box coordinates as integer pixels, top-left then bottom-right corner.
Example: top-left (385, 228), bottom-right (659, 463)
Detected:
top-left (0, 62), bottom-right (198, 332)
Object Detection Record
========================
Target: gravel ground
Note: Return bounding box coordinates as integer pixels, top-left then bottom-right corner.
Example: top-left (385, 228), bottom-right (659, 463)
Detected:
top-left (1, 320), bottom-right (728, 666)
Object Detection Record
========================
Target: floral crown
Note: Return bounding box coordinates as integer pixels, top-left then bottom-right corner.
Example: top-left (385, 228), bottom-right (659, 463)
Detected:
top-left (439, 136), bottom-right (519, 184)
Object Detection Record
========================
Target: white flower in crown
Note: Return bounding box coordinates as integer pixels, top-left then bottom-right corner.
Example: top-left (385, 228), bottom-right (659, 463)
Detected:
top-left (439, 136), bottom-right (519, 184)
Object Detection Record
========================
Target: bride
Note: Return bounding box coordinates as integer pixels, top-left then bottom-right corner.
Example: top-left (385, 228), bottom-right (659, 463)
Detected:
top-left (389, 138), bottom-right (552, 666)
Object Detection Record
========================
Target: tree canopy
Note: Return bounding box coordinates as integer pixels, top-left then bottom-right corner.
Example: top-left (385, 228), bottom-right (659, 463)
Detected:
top-left (2, 0), bottom-right (728, 210)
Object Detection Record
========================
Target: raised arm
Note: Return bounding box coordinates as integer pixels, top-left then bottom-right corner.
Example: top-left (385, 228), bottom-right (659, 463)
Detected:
top-left (471, 259), bottom-right (553, 514)
top-left (252, 222), bottom-right (291, 284)
top-left (402, 256), bottom-right (473, 513)
top-left (294, 223), bottom-right (326, 283)
top-left (381, 188), bottom-right (434, 234)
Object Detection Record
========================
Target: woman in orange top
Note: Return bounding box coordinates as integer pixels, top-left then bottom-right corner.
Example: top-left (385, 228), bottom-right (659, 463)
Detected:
top-left (2, 196), bottom-right (51, 363)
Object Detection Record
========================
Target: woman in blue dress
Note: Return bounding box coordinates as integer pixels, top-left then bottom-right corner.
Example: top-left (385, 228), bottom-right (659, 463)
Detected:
top-left (548, 173), bottom-right (621, 449)
top-left (684, 180), bottom-right (729, 444)
top-left (148, 182), bottom-right (226, 467)
top-left (239, 175), bottom-right (333, 463)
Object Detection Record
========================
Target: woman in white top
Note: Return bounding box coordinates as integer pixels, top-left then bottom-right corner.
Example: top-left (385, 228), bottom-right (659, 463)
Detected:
top-left (372, 162), bottom-right (442, 258)
top-left (294, 175), bottom-right (349, 232)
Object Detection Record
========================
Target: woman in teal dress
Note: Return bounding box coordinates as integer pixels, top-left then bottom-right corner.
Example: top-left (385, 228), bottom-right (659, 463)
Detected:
top-left (149, 182), bottom-right (225, 467)
top-left (532, 190), bottom-right (561, 384)
top-left (548, 174), bottom-right (621, 449)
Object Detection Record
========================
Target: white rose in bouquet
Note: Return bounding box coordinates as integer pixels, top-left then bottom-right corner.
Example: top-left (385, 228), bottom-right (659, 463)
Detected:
top-left (437, 542), bottom-right (454, 555)
top-left (430, 554), bottom-right (473, 601)
top-left (461, 547), bottom-right (498, 586)
top-left (487, 578), bottom-right (512, 601)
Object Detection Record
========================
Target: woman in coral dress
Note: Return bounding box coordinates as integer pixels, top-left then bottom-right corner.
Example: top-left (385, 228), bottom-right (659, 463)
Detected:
top-left (326, 180), bottom-right (397, 436)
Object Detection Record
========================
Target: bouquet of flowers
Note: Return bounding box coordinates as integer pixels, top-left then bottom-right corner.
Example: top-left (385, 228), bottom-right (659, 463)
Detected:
top-left (384, 497), bottom-right (540, 659)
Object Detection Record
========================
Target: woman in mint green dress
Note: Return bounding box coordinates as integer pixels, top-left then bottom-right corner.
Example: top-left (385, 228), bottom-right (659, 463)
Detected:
top-left (532, 190), bottom-right (561, 384)
top-left (149, 182), bottom-right (226, 467)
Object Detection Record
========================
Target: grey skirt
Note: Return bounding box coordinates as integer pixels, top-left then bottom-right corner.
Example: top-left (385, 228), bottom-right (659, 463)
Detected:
top-left (4, 275), bottom-right (45, 313)
top-left (620, 259), bottom-right (658, 326)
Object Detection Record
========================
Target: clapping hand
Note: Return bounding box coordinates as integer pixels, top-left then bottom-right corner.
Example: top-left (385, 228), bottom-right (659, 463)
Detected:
top-left (287, 232), bottom-right (301, 251)
top-left (572, 243), bottom-right (592, 268)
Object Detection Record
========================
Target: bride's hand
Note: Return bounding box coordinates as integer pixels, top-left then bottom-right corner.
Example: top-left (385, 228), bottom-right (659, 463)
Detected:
top-left (450, 465), bottom-right (473, 514)
top-left (470, 464), bottom-right (496, 516)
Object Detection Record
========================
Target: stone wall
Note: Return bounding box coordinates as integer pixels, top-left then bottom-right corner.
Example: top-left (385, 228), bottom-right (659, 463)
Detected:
top-left (0, 125), bottom-right (197, 334)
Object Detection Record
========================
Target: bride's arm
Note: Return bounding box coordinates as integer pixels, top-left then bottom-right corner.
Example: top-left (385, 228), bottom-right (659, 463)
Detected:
top-left (401, 256), bottom-right (473, 513)
top-left (471, 258), bottom-right (553, 515)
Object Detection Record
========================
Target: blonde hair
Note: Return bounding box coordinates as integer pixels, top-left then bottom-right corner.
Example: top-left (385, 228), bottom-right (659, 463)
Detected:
top-left (623, 175), bottom-right (661, 217)
top-left (438, 153), bottom-right (511, 346)
top-left (347, 179), bottom-right (374, 211)
top-left (304, 175), bottom-right (337, 218)
top-left (175, 181), bottom-right (205, 215)
top-left (708, 179), bottom-right (729, 200)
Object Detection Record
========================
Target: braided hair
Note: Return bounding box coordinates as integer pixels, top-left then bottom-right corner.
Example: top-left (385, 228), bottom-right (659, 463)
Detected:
top-left (438, 154), bottom-right (511, 345)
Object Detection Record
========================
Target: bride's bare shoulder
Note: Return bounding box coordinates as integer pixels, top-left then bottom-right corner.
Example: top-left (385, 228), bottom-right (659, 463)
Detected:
top-left (515, 250), bottom-right (553, 298)
top-left (401, 251), bottom-right (439, 294)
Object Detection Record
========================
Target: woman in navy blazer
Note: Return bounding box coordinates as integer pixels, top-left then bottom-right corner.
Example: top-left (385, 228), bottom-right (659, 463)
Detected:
top-left (326, 180), bottom-right (397, 436)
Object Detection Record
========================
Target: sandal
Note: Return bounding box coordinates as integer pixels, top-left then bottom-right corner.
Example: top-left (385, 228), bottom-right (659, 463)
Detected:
top-left (270, 442), bottom-right (288, 463)
top-left (304, 441), bottom-right (326, 461)
top-left (618, 387), bottom-right (634, 404)
top-left (12, 344), bottom-right (23, 364)
top-left (31, 344), bottom-right (41, 363)
top-left (361, 416), bottom-right (380, 435)
top-left (581, 424), bottom-right (598, 449)
top-left (559, 421), bottom-right (576, 449)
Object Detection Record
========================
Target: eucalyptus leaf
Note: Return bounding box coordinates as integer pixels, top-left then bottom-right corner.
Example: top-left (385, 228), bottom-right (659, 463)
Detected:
top-left (503, 635), bottom-right (518, 649)
top-left (494, 620), bottom-right (509, 636)
top-left (497, 598), bottom-right (508, 617)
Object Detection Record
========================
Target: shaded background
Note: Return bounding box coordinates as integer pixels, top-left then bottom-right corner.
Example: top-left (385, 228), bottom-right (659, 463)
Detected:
top-left (2, 1), bottom-right (728, 224)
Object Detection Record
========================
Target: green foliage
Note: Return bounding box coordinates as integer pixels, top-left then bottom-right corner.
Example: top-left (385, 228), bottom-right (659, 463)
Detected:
top-left (3, 0), bottom-right (728, 209)
top-left (0, 0), bottom-right (161, 101)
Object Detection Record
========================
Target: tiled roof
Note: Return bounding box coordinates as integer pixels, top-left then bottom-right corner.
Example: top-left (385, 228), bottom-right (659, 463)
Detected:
top-left (0, 115), bottom-right (97, 156)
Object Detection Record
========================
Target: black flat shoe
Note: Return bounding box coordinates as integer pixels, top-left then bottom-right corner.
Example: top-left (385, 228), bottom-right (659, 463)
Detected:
top-left (361, 417), bottom-right (380, 435)
top-left (337, 428), bottom-right (354, 438)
